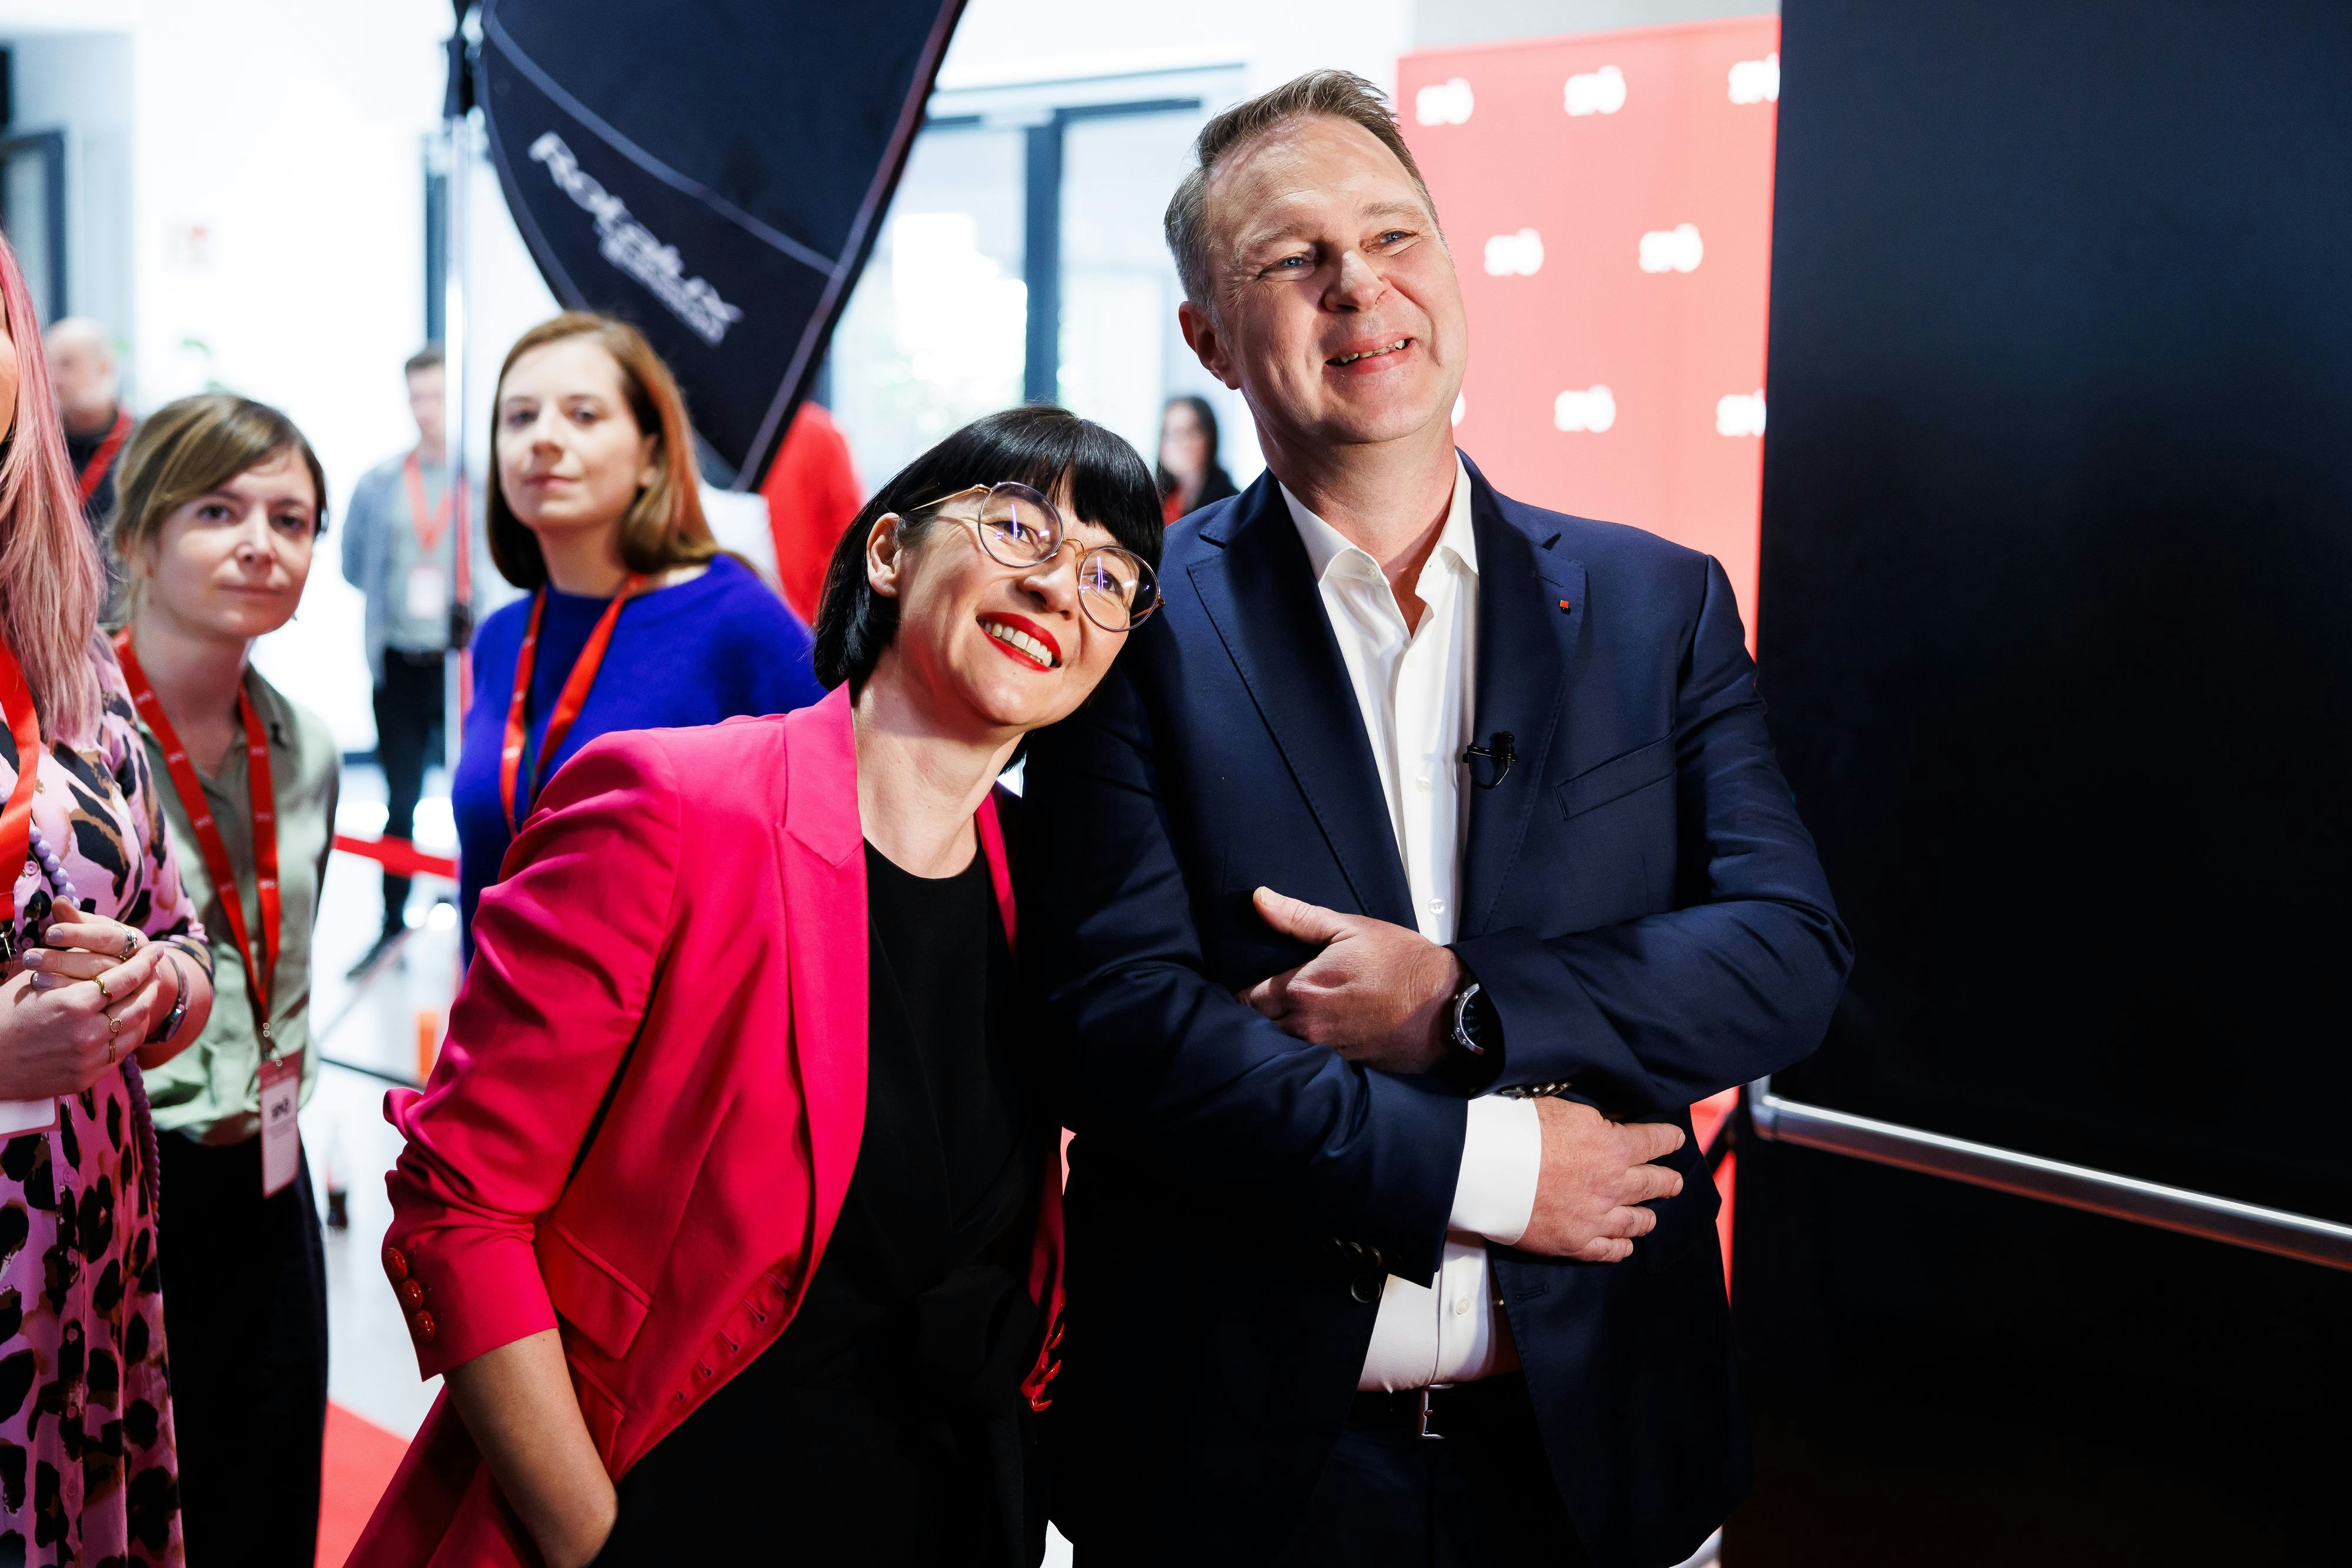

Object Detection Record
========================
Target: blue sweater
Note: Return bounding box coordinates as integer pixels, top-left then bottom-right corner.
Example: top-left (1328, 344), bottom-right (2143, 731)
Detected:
top-left (453, 554), bottom-right (824, 938)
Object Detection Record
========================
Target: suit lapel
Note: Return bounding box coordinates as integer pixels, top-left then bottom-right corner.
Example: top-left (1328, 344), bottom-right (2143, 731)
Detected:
top-left (1188, 476), bottom-right (1415, 927)
top-left (1461, 462), bottom-right (1585, 938)
top-left (779, 686), bottom-right (866, 1249)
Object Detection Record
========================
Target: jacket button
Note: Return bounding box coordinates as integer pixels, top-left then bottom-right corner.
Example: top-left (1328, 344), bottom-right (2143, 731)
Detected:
top-left (412, 1309), bottom-right (437, 1344)
top-left (382, 1245), bottom-right (408, 1283)
top-left (399, 1279), bottom-right (425, 1309)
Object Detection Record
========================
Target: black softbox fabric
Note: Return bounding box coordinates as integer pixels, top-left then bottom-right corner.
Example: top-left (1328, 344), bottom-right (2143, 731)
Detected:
top-left (477, 0), bottom-right (964, 487)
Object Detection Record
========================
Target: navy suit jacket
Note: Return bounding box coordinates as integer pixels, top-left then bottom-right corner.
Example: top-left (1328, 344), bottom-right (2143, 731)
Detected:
top-left (1020, 458), bottom-right (1852, 1567)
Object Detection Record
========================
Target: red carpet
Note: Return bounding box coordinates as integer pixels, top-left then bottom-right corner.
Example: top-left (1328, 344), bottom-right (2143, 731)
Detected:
top-left (318, 1402), bottom-right (409, 1567)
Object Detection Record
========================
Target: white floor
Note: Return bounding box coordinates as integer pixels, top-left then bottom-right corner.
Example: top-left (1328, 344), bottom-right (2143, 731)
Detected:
top-left (304, 761), bottom-right (461, 1438)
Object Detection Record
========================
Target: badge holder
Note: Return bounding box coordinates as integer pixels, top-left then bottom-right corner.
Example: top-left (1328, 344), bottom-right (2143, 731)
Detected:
top-left (259, 1035), bottom-right (302, 1198)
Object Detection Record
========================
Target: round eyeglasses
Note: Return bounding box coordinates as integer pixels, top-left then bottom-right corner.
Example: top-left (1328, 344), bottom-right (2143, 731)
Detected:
top-left (913, 482), bottom-right (1161, 633)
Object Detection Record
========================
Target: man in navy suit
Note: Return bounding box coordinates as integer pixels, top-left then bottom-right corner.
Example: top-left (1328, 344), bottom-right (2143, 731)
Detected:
top-left (1023, 69), bottom-right (1851, 1568)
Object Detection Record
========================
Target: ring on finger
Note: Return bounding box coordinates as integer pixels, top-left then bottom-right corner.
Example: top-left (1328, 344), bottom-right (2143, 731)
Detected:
top-left (119, 931), bottom-right (140, 960)
top-left (107, 1012), bottom-right (122, 1040)
top-left (94, 974), bottom-right (113, 1004)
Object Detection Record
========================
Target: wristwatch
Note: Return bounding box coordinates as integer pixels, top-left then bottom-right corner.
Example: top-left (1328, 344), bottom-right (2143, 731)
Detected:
top-left (1442, 978), bottom-right (1503, 1089)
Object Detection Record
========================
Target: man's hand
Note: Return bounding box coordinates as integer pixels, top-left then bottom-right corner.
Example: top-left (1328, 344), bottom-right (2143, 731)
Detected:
top-left (1238, 887), bottom-right (1461, 1074)
top-left (1515, 1098), bottom-right (1686, 1262)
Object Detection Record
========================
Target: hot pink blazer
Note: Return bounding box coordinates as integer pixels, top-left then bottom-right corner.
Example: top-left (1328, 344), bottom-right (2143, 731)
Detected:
top-left (349, 684), bottom-right (1065, 1567)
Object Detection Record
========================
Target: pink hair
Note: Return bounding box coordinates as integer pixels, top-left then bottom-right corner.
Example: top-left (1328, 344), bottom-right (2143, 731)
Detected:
top-left (0, 229), bottom-right (106, 744)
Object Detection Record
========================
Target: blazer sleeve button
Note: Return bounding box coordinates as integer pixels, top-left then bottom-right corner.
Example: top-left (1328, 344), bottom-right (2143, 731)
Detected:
top-left (412, 1309), bottom-right (437, 1345)
top-left (399, 1279), bottom-right (425, 1309)
top-left (382, 1245), bottom-right (409, 1283)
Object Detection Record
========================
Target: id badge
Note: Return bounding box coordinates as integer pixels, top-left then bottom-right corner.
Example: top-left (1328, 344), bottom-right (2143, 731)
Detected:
top-left (405, 563), bottom-right (449, 620)
top-left (259, 1052), bottom-right (301, 1198)
top-left (0, 1098), bottom-right (58, 1138)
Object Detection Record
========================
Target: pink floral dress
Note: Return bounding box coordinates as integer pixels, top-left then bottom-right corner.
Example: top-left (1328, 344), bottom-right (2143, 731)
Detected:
top-left (0, 647), bottom-right (210, 1566)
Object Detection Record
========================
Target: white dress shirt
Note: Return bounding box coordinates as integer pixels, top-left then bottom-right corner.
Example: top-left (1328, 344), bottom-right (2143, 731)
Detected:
top-left (1281, 458), bottom-right (1545, 1392)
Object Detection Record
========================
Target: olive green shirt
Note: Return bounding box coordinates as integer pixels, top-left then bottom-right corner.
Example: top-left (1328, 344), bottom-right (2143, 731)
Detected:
top-left (139, 667), bottom-right (340, 1144)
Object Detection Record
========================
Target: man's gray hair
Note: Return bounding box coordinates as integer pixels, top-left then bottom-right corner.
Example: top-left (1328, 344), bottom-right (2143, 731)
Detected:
top-left (1164, 70), bottom-right (1443, 312)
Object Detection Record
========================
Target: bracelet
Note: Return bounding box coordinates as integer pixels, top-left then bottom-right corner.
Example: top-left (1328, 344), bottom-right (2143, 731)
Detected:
top-left (145, 951), bottom-right (193, 1046)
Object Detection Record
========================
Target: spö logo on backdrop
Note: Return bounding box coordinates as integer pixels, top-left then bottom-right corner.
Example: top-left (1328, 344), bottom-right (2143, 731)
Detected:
top-left (1553, 386), bottom-right (1618, 433)
top-left (1639, 223), bottom-right (1705, 275)
top-left (1564, 65), bottom-right (1626, 117)
top-left (1415, 78), bottom-right (1475, 126)
top-left (530, 132), bottom-right (746, 347)
top-left (1716, 392), bottom-right (1766, 437)
top-left (1728, 53), bottom-right (1780, 105)
top-left (1484, 230), bottom-right (1545, 277)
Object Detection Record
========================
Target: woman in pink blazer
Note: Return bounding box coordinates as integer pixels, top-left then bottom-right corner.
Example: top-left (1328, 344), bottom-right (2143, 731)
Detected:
top-left (350, 406), bottom-right (1164, 1568)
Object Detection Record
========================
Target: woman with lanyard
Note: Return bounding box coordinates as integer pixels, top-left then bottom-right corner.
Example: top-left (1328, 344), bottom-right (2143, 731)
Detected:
top-left (450, 312), bottom-right (823, 942)
top-left (109, 394), bottom-right (340, 1565)
top-left (0, 229), bottom-right (215, 1562)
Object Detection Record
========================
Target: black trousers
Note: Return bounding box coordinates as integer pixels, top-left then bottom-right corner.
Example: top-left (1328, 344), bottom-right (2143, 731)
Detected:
top-left (1275, 1375), bottom-right (1592, 1568)
top-left (157, 1133), bottom-right (329, 1566)
top-left (373, 648), bottom-right (446, 929)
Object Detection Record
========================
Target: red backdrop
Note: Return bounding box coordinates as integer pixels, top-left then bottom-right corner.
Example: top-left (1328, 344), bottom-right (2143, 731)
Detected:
top-left (1399, 16), bottom-right (1781, 645)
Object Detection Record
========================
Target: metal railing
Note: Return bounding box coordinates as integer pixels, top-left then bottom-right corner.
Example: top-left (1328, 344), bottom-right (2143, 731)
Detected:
top-left (1744, 1076), bottom-right (2352, 1272)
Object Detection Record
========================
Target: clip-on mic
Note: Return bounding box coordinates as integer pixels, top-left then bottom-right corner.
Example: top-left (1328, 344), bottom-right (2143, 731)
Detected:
top-left (1461, 731), bottom-right (1515, 790)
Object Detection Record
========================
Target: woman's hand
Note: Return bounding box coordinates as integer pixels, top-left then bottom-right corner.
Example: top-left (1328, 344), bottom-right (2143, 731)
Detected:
top-left (0, 918), bottom-right (171, 1098)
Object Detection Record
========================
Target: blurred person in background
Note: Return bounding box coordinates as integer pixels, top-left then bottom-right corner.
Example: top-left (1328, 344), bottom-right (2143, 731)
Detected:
top-left (350, 407), bottom-right (1162, 1568)
top-left (450, 312), bottom-right (822, 942)
top-left (340, 345), bottom-right (482, 975)
top-left (113, 394), bottom-right (340, 1566)
top-left (758, 397), bottom-right (865, 623)
top-left (0, 229), bottom-right (215, 1564)
top-left (43, 316), bottom-right (135, 608)
top-left (1155, 393), bottom-right (1238, 524)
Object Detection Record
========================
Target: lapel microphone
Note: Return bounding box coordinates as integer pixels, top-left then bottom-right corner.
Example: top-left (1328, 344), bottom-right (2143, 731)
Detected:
top-left (1461, 731), bottom-right (1515, 790)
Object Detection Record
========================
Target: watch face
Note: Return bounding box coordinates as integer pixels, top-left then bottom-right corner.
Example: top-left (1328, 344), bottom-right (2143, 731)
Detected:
top-left (1454, 985), bottom-right (1488, 1057)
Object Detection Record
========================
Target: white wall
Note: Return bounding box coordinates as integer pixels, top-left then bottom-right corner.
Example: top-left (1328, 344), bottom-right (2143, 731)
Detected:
top-left (8, 31), bottom-right (133, 360)
top-left (1412, 0), bottom-right (1775, 49)
top-left (3, 0), bottom-right (457, 750)
top-left (938, 0), bottom-right (1411, 97)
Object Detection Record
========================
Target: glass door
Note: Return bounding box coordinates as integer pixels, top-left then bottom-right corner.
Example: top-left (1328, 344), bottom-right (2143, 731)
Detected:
top-left (0, 131), bottom-right (68, 323)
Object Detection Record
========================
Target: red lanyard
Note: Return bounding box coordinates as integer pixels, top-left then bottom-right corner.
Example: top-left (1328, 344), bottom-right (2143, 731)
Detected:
top-left (403, 448), bottom-right (462, 555)
top-left (406, 449), bottom-right (475, 714)
top-left (0, 640), bottom-right (43, 929)
top-left (75, 409), bottom-right (134, 506)
top-left (500, 576), bottom-right (646, 833)
top-left (114, 633), bottom-right (281, 1044)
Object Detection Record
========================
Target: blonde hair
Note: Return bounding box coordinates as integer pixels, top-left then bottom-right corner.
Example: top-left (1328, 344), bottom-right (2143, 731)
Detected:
top-left (111, 395), bottom-right (328, 617)
top-left (0, 230), bottom-right (106, 743)
top-left (485, 312), bottom-right (719, 590)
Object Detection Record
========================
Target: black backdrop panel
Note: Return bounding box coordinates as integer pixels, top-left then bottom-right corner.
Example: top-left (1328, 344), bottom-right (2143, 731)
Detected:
top-left (479, 0), bottom-right (963, 487)
top-left (1758, 0), bottom-right (2352, 1222)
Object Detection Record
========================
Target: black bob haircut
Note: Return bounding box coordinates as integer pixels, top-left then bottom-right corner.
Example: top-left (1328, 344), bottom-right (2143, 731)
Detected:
top-left (812, 404), bottom-right (1165, 691)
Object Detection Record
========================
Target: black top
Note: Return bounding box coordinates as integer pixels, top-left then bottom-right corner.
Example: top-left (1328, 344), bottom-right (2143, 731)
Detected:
top-left (65, 413), bottom-right (128, 617)
top-left (599, 841), bottom-right (1043, 1566)
top-left (64, 413), bottom-right (123, 527)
